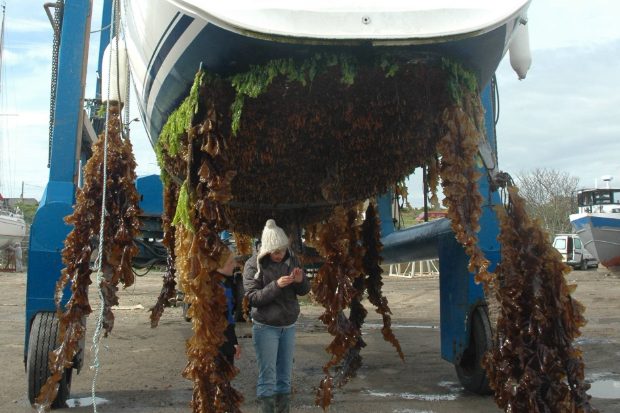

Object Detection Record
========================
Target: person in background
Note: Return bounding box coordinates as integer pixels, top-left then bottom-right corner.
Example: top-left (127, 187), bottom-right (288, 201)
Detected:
top-left (217, 249), bottom-right (242, 365)
top-left (14, 242), bottom-right (23, 272)
top-left (243, 219), bottom-right (311, 413)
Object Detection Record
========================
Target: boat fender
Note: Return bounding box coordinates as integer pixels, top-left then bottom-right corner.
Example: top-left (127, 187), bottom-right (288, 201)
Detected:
top-left (102, 36), bottom-right (129, 104)
top-left (509, 22), bottom-right (532, 80)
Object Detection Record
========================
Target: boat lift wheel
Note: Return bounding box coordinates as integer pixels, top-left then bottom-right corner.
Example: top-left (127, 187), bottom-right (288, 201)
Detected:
top-left (455, 306), bottom-right (493, 395)
top-left (26, 312), bottom-right (73, 409)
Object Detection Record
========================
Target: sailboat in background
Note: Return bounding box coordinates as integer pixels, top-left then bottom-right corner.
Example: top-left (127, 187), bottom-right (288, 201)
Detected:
top-left (0, 2), bottom-right (26, 251)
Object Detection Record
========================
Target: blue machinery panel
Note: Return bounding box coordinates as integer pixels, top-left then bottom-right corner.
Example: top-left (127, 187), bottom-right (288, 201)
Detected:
top-left (135, 174), bottom-right (164, 217)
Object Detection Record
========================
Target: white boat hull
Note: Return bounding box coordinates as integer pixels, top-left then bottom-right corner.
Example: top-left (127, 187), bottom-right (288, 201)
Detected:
top-left (570, 213), bottom-right (620, 272)
top-left (121, 0), bottom-right (531, 143)
top-left (0, 213), bottom-right (26, 250)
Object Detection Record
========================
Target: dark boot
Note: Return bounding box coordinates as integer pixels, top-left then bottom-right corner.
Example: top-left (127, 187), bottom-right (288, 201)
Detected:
top-left (275, 393), bottom-right (291, 413)
top-left (258, 396), bottom-right (276, 413)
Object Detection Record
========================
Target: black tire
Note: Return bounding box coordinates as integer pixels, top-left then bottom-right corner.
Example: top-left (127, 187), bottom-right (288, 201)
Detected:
top-left (580, 259), bottom-right (587, 271)
top-left (26, 312), bottom-right (72, 409)
top-left (455, 306), bottom-right (493, 395)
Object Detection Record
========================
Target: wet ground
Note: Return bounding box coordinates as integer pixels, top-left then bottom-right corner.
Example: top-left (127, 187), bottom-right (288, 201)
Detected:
top-left (1, 267), bottom-right (619, 412)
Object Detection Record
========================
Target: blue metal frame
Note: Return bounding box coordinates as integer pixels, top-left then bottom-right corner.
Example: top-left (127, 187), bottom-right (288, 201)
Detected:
top-left (380, 83), bottom-right (502, 365)
top-left (135, 174), bottom-right (164, 217)
top-left (24, 0), bottom-right (105, 359)
top-left (95, 0), bottom-right (113, 101)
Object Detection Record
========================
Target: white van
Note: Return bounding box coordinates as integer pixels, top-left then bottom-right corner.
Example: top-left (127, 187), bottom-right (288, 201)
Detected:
top-left (552, 234), bottom-right (598, 270)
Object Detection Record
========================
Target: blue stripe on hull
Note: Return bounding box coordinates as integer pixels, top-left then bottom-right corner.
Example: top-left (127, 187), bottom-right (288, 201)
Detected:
top-left (143, 12), bottom-right (181, 92)
top-left (571, 216), bottom-right (620, 231)
top-left (144, 14), bottom-right (193, 106)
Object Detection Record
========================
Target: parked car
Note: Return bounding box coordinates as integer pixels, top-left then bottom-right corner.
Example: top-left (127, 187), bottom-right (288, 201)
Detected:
top-left (552, 234), bottom-right (599, 270)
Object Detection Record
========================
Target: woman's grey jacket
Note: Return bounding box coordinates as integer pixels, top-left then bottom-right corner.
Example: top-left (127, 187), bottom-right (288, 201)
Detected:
top-left (242, 250), bottom-right (311, 327)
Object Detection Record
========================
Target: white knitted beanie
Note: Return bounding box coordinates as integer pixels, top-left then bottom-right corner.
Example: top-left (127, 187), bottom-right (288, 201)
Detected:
top-left (257, 219), bottom-right (289, 262)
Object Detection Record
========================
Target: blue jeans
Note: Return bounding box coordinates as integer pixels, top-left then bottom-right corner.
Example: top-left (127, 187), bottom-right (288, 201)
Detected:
top-left (252, 322), bottom-right (296, 398)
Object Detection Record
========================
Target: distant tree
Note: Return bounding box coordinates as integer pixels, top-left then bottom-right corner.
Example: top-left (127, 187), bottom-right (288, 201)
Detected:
top-left (15, 201), bottom-right (38, 226)
top-left (514, 168), bottom-right (579, 237)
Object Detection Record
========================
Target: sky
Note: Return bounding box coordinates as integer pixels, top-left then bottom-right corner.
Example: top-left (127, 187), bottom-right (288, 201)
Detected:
top-left (0, 0), bottom-right (619, 204)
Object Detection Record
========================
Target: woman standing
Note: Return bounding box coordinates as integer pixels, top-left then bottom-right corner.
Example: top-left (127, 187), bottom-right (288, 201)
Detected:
top-left (243, 219), bottom-right (311, 413)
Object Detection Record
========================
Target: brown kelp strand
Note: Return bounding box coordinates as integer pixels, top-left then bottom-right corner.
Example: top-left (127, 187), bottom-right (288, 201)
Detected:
top-left (173, 86), bottom-right (243, 413)
top-left (437, 104), bottom-right (489, 284)
top-left (425, 155), bottom-right (441, 209)
top-left (333, 273), bottom-right (368, 388)
top-left (305, 205), bottom-right (366, 410)
top-left (333, 206), bottom-right (372, 388)
top-left (148, 242), bottom-right (177, 327)
top-left (483, 186), bottom-right (597, 413)
top-left (361, 202), bottom-right (404, 360)
top-left (178, 223), bottom-right (243, 413)
top-left (150, 181), bottom-right (179, 327)
top-left (233, 232), bottom-right (252, 256)
top-left (36, 104), bottom-right (141, 409)
top-left (435, 86), bottom-right (502, 331)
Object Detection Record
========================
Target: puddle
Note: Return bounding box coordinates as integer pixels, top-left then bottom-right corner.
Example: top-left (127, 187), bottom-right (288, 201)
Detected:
top-left (393, 409), bottom-right (434, 413)
top-left (367, 391), bottom-right (392, 398)
top-left (365, 389), bottom-right (458, 402)
top-left (66, 397), bottom-right (109, 408)
top-left (364, 323), bottom-right (438, 330)
top-left (437, 381), bottom-right (462, 391)
top-left (575, 337), bottom-right (613, 345)
top-left (589, 380), bottom-right (620, 399)
top-left (400, 393), bottom-right (458, 401)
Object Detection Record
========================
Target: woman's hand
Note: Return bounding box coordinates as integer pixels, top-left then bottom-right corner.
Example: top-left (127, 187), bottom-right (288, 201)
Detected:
top-left (234, 344), bottom-right (241, 360)
top-left (277, 275), bottom-right (294, 288)
top-left (277, 268), bottom-right (304, 288)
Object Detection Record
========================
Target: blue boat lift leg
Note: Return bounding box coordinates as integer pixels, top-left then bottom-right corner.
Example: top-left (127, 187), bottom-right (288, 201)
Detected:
top-left (23, 0), bottom-right (105, 408)
top-left (380, 84), bottom-right (501, 394)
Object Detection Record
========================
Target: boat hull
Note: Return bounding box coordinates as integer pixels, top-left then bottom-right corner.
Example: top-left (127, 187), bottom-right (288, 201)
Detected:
top-left (570, 213), bottom-right (620, 272)
top-left (0, 214), bottom-right (26, 250)
top-left (122, 0), bottom-right (530, 144)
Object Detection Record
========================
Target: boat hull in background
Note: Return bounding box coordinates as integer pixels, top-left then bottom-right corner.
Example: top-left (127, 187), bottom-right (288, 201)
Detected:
top-left (0, 212), bottom-right (26, 250)
top-left (571, 213), bottom-right (620, 273)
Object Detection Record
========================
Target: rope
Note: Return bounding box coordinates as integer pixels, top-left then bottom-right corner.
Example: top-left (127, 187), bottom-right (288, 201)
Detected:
top-left (90, 1), bottom-right (118, 411)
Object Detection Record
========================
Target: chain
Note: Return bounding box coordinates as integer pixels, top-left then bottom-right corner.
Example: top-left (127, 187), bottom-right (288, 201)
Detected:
top-left (47, 0), bottom-right (63, 167)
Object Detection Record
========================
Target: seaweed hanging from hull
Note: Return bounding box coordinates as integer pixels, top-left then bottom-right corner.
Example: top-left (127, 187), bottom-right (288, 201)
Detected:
top-left (153, 52), bottom-right (597, 413)
top-left (484, 186), bottom-right (597, 413)
top-left (156, 54), bottom-right (450, 236)
top-left (173, 78), bottom-right (243, 413)
top-left (362, 202), bottom-right (405, 360)
top-left (305, 205), bottom-right (366, 410)
top-left (35, 104), bottom-right (141, 410)
top-left (333, 201), bottom-right (405, 390)
top-left (149, 180), bottom-right (180, 327)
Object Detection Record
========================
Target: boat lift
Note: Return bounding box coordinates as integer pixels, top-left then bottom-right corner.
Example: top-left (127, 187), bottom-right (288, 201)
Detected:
top-left (24, 0), bottom-right (505, 406)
